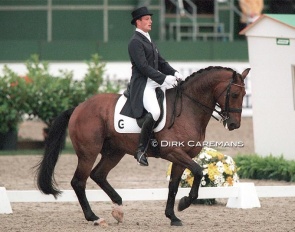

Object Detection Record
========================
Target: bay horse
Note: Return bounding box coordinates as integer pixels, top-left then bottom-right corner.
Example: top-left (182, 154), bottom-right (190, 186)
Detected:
top-left (36, 66), bottom-right (250, 227)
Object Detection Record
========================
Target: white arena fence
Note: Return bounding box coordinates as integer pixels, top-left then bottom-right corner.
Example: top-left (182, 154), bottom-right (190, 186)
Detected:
top-left (1, 183), bottom-right (295, 214)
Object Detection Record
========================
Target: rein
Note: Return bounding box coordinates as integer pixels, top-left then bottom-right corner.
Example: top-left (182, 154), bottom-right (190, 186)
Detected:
top-left (168, 82), bottom-right (183, 129)
top-left (168, 71), bottom-right (245, 128)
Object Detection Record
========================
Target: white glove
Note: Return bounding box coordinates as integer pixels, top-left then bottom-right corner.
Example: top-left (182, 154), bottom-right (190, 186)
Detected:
top-left (164, 75), bottom-right (177, 87)
top-left (174, 71), bottom-right (185, 81)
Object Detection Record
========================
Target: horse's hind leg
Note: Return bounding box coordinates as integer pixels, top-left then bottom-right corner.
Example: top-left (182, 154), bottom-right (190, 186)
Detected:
top-left (71, 151), bottom-right (106, 225)
top-left (90, 152), bottom-right (125, 223)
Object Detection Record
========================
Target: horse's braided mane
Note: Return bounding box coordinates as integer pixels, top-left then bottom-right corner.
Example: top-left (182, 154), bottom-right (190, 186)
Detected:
top-left (185, 66), bottom-right (235, 82)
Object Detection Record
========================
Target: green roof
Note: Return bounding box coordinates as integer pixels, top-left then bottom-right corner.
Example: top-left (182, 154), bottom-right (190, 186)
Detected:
top-left (265, 14), bottom-right (295, 28)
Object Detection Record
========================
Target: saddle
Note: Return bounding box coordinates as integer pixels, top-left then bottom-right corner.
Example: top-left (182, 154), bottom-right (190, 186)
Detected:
top-left (123, 84), bottom-right (165, 129)
top-left (114, 85), bottom-right (167, 134)
top-left (115, 85), bottom-right (165, 158)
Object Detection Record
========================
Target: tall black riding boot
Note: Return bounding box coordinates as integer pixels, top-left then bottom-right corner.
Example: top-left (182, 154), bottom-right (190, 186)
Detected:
top-left (134, 113), bottom-right (156, 166)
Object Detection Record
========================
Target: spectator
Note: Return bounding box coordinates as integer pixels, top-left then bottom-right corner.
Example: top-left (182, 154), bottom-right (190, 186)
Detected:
top-left (239, 0), bottom-right (264, 31)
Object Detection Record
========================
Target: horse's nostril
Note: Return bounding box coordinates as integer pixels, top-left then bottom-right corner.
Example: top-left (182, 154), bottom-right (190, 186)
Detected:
top-left (229, 123), bottom-right (239, 130)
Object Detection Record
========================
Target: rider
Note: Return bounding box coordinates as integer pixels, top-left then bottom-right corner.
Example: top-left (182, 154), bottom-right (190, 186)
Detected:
top-left (128, 6), bottom-right (185, 166)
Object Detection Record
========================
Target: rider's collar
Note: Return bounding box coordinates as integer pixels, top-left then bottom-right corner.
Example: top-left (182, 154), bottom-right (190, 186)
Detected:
top-left (136, 28), bottom-right (151, 42)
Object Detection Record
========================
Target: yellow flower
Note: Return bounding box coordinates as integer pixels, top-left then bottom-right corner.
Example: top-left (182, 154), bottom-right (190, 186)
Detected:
top-left (206, 148), bottom-right (224, 160)
top-left (186, 175), bottom-right (194, 187)
top-left (224, 164), bottom-right (233, 176)
top-left (226, 176), bottom-right (234, 186)
top-left (217, 153), bottom-right (224, 160)
top-left (208, 163), bottom-right (220, 181)
top-left (166, 147), bottom-right (239, 188)
top-left (206, 149), bottom-right (217, 157)
top-left (166, 163), bottom-right (172, 176)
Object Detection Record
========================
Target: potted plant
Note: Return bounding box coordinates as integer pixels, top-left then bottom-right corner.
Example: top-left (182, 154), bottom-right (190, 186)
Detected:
top-left (166, 147), bottom-right (239, 205)
top-left (0, 66), bottom-right (30, 150)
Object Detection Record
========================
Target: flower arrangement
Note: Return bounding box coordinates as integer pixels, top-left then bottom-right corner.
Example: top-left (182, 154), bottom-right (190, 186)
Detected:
top-left (166, 147), bottom-right (239, 204)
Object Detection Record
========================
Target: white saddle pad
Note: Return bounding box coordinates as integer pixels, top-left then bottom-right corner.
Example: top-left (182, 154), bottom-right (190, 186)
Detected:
top-left (114, 95), bottom-right (166, 133)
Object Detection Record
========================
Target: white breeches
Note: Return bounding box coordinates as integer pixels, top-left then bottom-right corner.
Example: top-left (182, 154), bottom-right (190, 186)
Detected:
top-left (143, 78), bottom-right (173, 121)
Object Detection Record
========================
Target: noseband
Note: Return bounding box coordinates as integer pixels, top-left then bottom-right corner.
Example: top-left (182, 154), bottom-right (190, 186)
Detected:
top-left (215, 72), bottom-right (245, 122)
top-left (168, 71), bottom-right (245, 129)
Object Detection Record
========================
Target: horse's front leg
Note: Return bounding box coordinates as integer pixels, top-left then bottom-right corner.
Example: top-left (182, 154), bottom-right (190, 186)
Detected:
top-left (165, 163), bottom-right (184, 226)
top-left (178, 160), bottom-right (203, 212)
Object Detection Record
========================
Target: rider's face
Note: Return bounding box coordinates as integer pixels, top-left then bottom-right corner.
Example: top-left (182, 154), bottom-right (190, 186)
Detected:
top-left (136, 15), bottom-right (152, 32)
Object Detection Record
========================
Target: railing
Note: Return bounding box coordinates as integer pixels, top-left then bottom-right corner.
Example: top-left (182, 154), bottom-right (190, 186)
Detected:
top-left (165, 0), bottom-right (245, 42)
top-left (0, 0), bottom-right (244, 43)
top-left (0, 0), bottom-right (162, 43)
top-left (2, 183), bottom-right (295, 214)
top-left (165, 0), bottom-right (197, 41)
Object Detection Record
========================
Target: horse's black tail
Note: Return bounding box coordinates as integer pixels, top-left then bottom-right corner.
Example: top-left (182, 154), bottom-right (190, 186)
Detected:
top-left (35, 107), bottom-right (75, 198)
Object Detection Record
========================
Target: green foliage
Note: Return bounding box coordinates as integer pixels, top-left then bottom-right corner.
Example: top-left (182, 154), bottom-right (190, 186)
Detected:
top-left (67, 53), bottom-right (110, 107)
top-left (24, 55), bottom-right (73, 126)
top-left (0, 66), bottom-right (30, 133)
top-left (234, 154), bottom-right (295, 182)
top-left (0, 54), bottom-right (120, 132)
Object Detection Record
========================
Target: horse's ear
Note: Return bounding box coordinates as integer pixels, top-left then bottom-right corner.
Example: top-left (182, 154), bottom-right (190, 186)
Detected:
top-left (241, 68), bottom-right (251, 79)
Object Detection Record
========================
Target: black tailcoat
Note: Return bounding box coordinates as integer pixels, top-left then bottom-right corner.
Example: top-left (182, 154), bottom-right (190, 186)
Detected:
top-left (122, 31), bottom-right (176, 118)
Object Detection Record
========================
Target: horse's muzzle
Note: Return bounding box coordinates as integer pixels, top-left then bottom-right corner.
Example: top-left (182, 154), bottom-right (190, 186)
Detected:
top-left (223, 120), bottom-right (240, 131)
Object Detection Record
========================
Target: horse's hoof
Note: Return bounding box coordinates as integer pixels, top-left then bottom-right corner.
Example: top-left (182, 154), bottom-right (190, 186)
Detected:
top-left (171, 219), bottom-right (183, 226)
top-left (93, 218), bottom-right (108, 227)
top-left (112, 204), bottom-right (124, 223)
top-left (178, 196), bottom-right (191, 211)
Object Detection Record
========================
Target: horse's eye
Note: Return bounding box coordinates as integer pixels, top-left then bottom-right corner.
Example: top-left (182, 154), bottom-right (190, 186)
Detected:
top-left (231, 93), bottom-right (239, 98)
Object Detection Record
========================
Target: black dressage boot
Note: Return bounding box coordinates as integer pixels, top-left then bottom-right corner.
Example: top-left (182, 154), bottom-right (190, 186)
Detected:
top-left (134, 113), bottom-right (156, 166)
top-left (149, 132), bottom-right (161, 158)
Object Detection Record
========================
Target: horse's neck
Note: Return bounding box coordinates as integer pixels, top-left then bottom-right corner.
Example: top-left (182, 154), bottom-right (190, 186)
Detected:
top-left (182, 93), bottom-right (213, 131)
top-left (183, 75), bottom-right (216, 113)
top-left (166, 80), bottom-right (215, 133)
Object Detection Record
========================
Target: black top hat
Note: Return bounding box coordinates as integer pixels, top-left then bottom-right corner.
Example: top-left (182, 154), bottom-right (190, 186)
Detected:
top-left (131, 7), bottom-right (153, 25)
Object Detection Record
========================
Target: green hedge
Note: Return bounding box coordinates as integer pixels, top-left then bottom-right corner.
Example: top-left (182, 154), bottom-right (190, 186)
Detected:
top-left (0, 54), bottom-right (121, 134)
top-left (234, 154), bottom-right (295, 182)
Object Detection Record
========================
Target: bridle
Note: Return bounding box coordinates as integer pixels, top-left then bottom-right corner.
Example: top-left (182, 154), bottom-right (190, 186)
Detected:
top-left (168, 71), bottom-right (245, 129)
top-left (214, 72), bottom-right (245, 122)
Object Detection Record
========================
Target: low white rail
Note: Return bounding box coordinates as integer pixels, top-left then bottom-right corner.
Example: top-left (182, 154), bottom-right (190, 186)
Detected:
top-left (1, 183), bottom-right (295, 214)
top-left (6, 186), bottom-right (239, 203)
